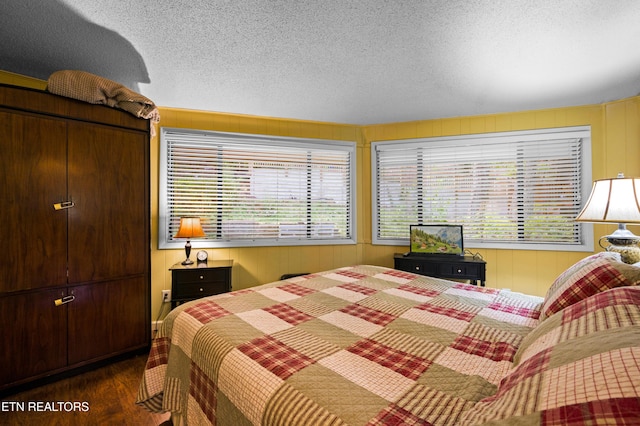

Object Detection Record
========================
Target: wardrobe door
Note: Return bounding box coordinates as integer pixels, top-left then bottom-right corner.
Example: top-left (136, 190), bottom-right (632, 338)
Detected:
top-left (0, 111), bottom-right (68, 293)
top-left (67, 277), bottom-right (148, 364)
top-left (66, 122), bottom-right (148, 283)
top-left (0, 289), bottom-right (68, 388)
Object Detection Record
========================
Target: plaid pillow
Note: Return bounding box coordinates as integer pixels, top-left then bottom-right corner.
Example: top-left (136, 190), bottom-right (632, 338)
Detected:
top-left (539, 252), bottom-right (629, 321)
top-left (459, 286), bottom-right (640, 425)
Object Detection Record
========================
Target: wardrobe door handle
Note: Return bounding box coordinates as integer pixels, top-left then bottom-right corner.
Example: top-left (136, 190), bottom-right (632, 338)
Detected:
top-left (53, 201), bottom-right (75, 210)
top-left (54, 295), bottom-right (75, 306)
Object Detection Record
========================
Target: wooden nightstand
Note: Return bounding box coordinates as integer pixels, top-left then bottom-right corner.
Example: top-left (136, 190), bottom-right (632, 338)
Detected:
top-left (394, 253), bottom-right (486, 286)
top-left (169, 259), bottom-right (233, 308)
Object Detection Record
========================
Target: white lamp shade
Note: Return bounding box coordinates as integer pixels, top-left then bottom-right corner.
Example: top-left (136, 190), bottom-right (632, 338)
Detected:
top-left (576, 177), bottom-right (640, 223)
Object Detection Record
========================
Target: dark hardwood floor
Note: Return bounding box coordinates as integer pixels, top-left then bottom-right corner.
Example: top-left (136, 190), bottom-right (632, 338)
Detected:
top-left (1, 353), bottom-right (171, 425)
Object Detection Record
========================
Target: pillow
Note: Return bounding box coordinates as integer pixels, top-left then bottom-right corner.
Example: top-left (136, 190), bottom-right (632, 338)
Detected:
top-left (459, 286), bottom-right (640, 425)
top-left (539, 251), bottom-right (640, 320)
top-left (515, 284), bottom-right (640, 367)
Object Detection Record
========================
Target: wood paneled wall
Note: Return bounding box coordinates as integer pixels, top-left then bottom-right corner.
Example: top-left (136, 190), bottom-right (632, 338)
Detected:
top-left (0, 70), bottom-right (47, 89)
top-left (150, 109), bottom-right (365, 320)
top-left (361, 99), bottom-right (640, 296)
top-left (2, 70), bottom-right (639, 317)
top-left (361, 106), bottom-right (604, 296)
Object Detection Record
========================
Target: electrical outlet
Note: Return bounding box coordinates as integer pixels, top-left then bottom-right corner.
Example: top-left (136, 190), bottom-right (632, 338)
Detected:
top-left (162, 289), bottom-right (171, 302)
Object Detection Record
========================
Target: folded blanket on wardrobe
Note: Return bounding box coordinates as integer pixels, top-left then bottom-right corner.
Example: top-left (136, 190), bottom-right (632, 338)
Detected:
top-left (47, 70), bottom-right (160, 133)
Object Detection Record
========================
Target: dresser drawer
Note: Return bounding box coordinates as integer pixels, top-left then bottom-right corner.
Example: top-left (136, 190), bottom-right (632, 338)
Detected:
top-left (394, 254), bottom-right (486, 286)
top-left (439, 263), bottom-right (481, 278)
top-left (394, 257), bottom-right (438, 275)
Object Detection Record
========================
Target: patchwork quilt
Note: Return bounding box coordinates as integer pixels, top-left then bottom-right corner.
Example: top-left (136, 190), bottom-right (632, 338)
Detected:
top-left (137, 265), bottom-right (545, 425)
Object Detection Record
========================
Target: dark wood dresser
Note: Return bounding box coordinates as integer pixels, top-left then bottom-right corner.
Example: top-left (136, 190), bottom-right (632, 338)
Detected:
top-left (394, 253), bottom-right (486, 286)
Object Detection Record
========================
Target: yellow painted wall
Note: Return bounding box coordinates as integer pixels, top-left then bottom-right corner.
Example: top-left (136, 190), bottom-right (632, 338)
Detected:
top-left (0, 70), bottom-right (47, 89)
top-left (361, 99), bottom-right (640, 296)
top-left (2, 70), bottom-right (639, 318)
top-left (150, 108), bottom-right (365, 319)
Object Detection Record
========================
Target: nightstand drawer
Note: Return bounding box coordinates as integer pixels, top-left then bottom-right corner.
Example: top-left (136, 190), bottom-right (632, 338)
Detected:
top-left (174, 268), bottom-right (228, 284)
top-left (172, 281), bottom-right (229, 300)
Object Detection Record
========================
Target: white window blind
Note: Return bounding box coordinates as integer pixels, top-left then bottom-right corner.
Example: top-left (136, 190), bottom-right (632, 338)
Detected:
top-left (159, 128), bottom-right (356, 248)
top-left (372, 127), bottom-right (593, 251)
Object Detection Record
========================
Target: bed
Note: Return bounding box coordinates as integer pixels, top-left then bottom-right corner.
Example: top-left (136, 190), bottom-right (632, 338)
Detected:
top-left (137, 254), bottom-right (640, 425)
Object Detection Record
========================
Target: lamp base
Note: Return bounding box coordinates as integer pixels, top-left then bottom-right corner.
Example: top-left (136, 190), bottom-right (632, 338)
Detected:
top-left (599, 227), bottom-right (640, 264)
top-left (181, 240), bottom-right (193, 266)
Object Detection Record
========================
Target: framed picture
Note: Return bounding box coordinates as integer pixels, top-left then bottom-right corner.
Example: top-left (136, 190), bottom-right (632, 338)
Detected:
top-left (409, 224), bottom-right (464, 256)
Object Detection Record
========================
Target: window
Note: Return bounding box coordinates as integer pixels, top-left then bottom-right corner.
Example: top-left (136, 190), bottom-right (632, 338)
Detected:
top-left (372, 126), bottom-right (593, 251)
top-left (159, 128), bottom-right (356, 248)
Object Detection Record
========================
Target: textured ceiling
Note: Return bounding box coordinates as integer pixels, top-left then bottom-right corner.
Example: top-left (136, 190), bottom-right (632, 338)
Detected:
top-left (2, 0), bottom-right (640, 124)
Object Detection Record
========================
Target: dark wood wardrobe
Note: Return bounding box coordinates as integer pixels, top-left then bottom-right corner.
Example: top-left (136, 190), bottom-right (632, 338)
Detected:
top-left (0, 84), bottom-right (150, 393)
